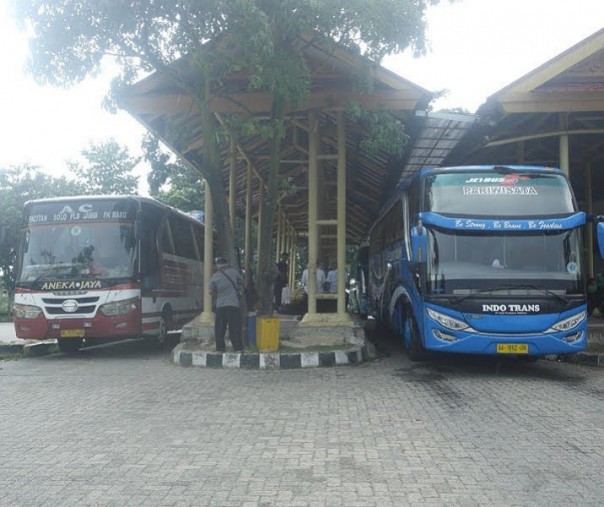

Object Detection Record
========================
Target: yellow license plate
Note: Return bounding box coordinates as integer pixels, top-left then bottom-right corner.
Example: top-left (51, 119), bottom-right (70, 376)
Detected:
top-left (60, 329), bottom-right (85, 338)
top-left (496, 343), bottom-right (528, 354)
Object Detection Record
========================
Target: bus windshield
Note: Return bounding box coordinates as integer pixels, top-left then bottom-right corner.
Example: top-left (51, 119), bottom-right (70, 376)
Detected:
top-left (426, 228), bottom-right (584, 295)
top-left (425, 171), bottom-right (575, 216)
top-left (18, 222), bottom-right (136, 283)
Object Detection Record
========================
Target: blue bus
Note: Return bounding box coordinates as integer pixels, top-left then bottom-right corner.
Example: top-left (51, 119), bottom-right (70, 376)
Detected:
top-left (366, 165), bottom-right (604, 361)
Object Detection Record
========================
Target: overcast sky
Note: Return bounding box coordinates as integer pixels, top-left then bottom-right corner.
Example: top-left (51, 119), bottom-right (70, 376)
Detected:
top-left (0, 0), bottom-right (602, 191)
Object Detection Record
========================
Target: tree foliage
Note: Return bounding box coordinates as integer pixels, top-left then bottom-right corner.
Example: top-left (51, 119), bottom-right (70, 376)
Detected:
top-left (68, 138), bottom-right (140, 195)
top-left (144, 135), bottom-right (206, 212)
top-left (0, 166), bottom-right (84, 296)
top-left (14, 0), bottom-right (441, 315)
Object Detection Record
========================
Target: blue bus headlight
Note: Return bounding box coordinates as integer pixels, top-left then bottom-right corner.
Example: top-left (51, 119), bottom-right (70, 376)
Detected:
top-left (100, 298), bottom-right (138, 317)
top-left (427, 308), bottom-right (471, 331)
top-left (548, 310), bottom-right (586, 332)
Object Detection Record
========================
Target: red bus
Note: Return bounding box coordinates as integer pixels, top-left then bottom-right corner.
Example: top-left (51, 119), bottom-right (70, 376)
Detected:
top-left (13, 195), bottom-right (204, 352)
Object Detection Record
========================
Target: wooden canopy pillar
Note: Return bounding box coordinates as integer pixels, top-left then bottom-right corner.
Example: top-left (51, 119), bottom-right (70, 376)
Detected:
top-left (559, 114), bottom-right (570, 176)
top-left (336, 110), bottom-right (347, 316)
top-left (301, 110), bottom-right (353, 326)
top-left (585, 161), bottom-right (594, 277)
top-left (305, 111), bottom-right (319, 316)
top-left (198, 180), bottom-right (214, 324)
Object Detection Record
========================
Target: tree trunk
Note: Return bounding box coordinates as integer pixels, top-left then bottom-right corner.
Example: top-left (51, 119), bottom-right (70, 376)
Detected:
top-left (256, 100), bottom-right (285, 317)
top-left (196, 78), bottom-right (237, 267)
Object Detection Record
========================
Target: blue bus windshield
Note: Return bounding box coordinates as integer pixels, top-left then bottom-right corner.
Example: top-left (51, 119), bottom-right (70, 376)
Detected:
top-left (425, 171), bottom-right (575, 216)
top-left (426, 228), bottom-right (584, 295)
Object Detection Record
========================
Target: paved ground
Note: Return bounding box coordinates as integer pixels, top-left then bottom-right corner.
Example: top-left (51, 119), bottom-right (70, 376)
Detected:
top-left (0, 331), bottom-right (602, 506)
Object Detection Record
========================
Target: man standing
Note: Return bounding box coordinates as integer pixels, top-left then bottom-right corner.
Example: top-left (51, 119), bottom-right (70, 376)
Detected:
top-left (274, 252), bottom-right (289, 310)
top-left (326, 267), bottom-right (338, 293)
top-left (300, 263), bottom-right (326, 295)
top-left (210, 257), bottom-right (243, 352)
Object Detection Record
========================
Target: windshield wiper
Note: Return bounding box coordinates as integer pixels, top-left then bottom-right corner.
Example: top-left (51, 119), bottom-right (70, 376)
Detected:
top-left (28, 263), bottom-right (83, 284)
top-left (507, 283), bottom-right (570, 304)
top-left (453, 283), bottom-right (569, 305)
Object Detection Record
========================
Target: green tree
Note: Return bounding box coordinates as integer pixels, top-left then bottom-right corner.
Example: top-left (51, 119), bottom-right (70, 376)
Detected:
top-left (144, 135), bottom-right (205, 212)
top-left (0, 165), bottom-right (84, 297)
top-left (14, 0), bottom-right (441, 315)
top-left (68, 139), bottom-right (140, 195)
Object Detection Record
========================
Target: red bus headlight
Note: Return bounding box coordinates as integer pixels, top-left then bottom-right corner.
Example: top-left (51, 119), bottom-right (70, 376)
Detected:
top-left (99, 298), bottom-right (138, 317)
top-left (13, 304), bottom-right (42, 319)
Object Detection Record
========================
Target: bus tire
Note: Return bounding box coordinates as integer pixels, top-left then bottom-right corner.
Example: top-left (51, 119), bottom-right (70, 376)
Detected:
top-left (57, 338), bottom-right (83, 354)
top-left (407, 314), bottom-right (428, 362)
top-left (154, 310), bottom-right (171, 348)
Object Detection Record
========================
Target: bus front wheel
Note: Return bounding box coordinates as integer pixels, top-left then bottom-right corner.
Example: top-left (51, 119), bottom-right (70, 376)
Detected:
top-left (406, 313), bottom-right (428, 362)
top-left (57, 338), bottom-right (83, 354)
top-left (154, 310), bottom-right (171, 348)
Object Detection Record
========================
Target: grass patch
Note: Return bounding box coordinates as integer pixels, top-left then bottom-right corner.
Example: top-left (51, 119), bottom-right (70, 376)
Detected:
top-left (25, 343), bottom-right (59, 356)
top-left (0, 353), bottom-right (24, 361)
top-left (0, 343), bottom-right (58, 360)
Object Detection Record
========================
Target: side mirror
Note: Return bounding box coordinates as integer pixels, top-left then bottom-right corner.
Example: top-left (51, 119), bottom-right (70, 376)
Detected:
top-left (597, 220), bottom-right (604, 258)
top-left (410, 222), bottom-right (427, 263)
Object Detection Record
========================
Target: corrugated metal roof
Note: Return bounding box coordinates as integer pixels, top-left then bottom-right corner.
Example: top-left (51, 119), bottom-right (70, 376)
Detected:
top-left (396, 111), bottom-right (479, 189)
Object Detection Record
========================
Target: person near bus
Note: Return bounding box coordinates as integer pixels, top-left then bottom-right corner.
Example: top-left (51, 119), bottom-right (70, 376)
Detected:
top-left (274, 252), bottom-right (289, 310)
top-left (300, 263), bottom-right (326, 295)
top-left (326, 267), bottom-right (338, 293)
top-left (300, 263), bottom-right (326, 312)
top-left (210, 257), bottom-right (243, 352)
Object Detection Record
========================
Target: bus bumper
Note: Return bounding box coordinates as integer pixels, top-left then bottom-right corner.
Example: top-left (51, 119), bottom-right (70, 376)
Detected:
top-left (424, 325), bottom-right (587, 356)
top-left (13, 310), bottom-right (141, 342)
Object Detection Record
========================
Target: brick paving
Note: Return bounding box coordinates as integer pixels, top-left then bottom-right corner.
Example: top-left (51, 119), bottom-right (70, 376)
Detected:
top-left (0, 335), bottom-right (602, 506)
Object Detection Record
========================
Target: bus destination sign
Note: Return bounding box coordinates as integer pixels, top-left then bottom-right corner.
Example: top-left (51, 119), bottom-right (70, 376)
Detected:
top-left (26, 200), bottom-right (136, 225)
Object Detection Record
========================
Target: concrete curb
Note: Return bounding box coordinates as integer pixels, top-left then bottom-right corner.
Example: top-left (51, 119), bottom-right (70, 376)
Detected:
top-left (172, 343), bottom-right (374, 369)
top-left (25, 342), bottom-right (57, 356)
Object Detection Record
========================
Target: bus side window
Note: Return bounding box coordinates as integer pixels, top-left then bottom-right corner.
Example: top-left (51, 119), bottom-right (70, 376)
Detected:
top-left (141, 234), bottom-right (159, 291)
top-left (139, 206), bottom-right (162, 290)
top-left (160, 220), bottom-right (174, 255)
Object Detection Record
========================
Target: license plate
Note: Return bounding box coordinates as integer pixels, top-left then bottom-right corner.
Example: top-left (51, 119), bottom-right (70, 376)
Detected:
top-left (60, 329), bottom-right (85, 338)
top-left (496, 343), bottom-right (528, 354)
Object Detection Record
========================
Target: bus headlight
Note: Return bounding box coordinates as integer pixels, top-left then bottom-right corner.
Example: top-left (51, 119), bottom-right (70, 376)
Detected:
top-left (100, 298), bottom-right (138, 317)
top-left (548, 310), bottom-right (586, 332)
top-left (13, 304), bottom-right (42, 319)
top-left (427, 308), bottom-right (470, 331)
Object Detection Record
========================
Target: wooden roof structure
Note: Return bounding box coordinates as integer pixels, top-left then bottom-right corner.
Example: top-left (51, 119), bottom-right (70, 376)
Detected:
top-left (445, 28), bottom-right (604, 207)
top-left (120, 38), bottom-right (435, 245)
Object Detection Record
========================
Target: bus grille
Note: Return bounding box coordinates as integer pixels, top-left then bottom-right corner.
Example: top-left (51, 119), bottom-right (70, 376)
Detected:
top-left (41, 296), bottom-right (100, 316)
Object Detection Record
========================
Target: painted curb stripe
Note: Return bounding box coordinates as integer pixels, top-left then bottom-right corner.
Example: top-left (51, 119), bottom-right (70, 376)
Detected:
top-left (174, 346), bottom-right (371, 369)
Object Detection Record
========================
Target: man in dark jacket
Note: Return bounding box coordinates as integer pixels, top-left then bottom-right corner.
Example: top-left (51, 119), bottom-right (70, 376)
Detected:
top-left (274, 252), bottom-right (289, 310)
top-left (210, 257), bottom-right (243, 352)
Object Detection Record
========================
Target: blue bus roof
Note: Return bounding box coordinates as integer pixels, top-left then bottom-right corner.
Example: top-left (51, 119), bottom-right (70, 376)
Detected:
top-left (416, 165), bottom-right (565, 177)
top-left (394, 165), bottom-right (566, 196)
top-left (379, 165), bottom-right (568, 224)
